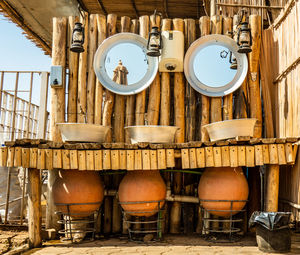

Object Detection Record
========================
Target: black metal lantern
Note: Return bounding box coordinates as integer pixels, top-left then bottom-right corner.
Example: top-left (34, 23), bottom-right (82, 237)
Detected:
top-left (70, 22), bottom-right (85, 53)
top-left (147, 26), bottom-right (162, 57)
top-left (237, 21), bottom-right (252, 54)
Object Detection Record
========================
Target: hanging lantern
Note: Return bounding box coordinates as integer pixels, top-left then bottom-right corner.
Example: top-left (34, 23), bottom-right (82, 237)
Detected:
top-left (70, 22), bottom-right (85, 53)
top-left (237, 21), bottom-right (252, 54)
top-left (147, 26), bottom-right (162, 57)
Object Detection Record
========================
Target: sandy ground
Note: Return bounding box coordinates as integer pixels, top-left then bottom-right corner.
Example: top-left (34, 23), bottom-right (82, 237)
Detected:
top-left (24, 233), bottom-right (300, 255)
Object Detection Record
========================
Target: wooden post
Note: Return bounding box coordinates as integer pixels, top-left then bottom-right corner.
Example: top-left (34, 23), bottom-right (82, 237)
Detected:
top-left (160, 19), bottom-right (172, 127)
top-left (170, 18), bottom-right (185, 234)
top-left (113, 16), bottom-right (130, 143)
top-left (184, 18), bottom-right (196, 141)
top-left (233, 14), bottom-right (248, 119)
top-left (147, 15), bottom-right (161, 125)
top-left (199, 16), bottom-right (210, 142)
top-left (28, 168), bottom-right (42, 248)
top-left (260, 29), bottom-right (275, 138)
top-left (47, 17), bottom-right (67, 232)
top-left (125, 19), bottom-right (138, 143)
top-left (183, 18), bottom-right (196, 234)
top-left (67, 16), bottom-right (79, 123)
top-left (94, 14), bottom-right (106, 125)
top-left (103, 14), bottom-right (117, 142)
top-left (222, 17), bottom-right (233, 121)
top-left (210, 0), bottom-right (216, 17)
top-left (248, 15), bottom-right (262, 138)
top-left (4, 167), bottom-right (11, 224)
top-left (37, 72), bottom-right (49, 138)
top-left (210, 15), bottom-right (223, 123)
top-left (77, 13), bottom-right (88, 123)
top-left (135, 15), bottom-right (149, 125)
top-left (86, 14), bottom-right (98, 124)
top-left (11, 72), bottom-right (19, 141)
top-left (265, 165), bottom-right (280, 211)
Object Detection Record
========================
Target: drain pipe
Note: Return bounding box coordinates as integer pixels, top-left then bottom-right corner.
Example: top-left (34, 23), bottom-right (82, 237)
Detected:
top-left (104, 189), bottom-right (200, 204)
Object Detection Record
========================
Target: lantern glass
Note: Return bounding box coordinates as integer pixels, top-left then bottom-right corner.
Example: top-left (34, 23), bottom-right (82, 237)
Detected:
top-left (239, 31), bottom-right (250, 44)
top-left (73, 30), bottom-right (83, 42)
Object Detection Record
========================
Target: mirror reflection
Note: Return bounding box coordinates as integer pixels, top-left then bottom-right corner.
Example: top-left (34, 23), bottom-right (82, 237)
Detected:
top-left (193, 45), bottom-right (237, 88)
top-left (105, 43), bottom-right (148, 85)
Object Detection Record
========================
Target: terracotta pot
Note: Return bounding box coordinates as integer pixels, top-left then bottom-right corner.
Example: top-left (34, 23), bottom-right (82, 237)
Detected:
top-left (118, 171), bottom-right (166, 217)
top-left (198, 167), bottom-right (249, 217)
top-left (53, 170), bottom-right (104, 217)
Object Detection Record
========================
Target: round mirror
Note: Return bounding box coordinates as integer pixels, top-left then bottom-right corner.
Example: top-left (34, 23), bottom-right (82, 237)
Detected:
top-left (94, 33), bottom-right (158, 95)
top-left (184, 34), bottom-right (248, 97)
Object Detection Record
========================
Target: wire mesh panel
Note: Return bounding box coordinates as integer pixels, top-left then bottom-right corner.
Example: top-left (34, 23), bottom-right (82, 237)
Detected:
top-left (55, 202), bottom-right (102, 243)
top-left (119, 200), bottom-right (165, 242)
top-left (200, 199), bottom-right (248, 242)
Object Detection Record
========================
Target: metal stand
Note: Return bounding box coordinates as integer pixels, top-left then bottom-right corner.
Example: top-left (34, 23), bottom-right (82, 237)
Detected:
top-left (200, 199), bottom-right (248, 243)
top-left (55, 202), bottom-right (102, 243)
top-left (119, 200), bottom-right (165, 242)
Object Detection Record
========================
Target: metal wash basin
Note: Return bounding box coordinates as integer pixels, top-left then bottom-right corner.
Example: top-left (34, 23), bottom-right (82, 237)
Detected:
top-left (125, 125), bottom-right (179, 144)
top-left (203, 118), bottom-right (257, 142)
top-left (57, 123), bottom-right (110, 143)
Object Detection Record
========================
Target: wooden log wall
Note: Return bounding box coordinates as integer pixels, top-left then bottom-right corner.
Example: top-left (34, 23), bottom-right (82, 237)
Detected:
top-left (52, 11), bottom-right (269, 234)
top-left (265, 1), bottom-right (300, 222)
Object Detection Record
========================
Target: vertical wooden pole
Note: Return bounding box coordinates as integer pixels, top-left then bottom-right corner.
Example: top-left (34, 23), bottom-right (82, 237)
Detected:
top-left (170, 18), bottom-right (185, 234)
top-left (37, 72), bottom-right (49, 138)
top-left (4, 167), bottom-right (11, 224)
top-left (67, 16), bottom-right (79, 123)
top-left (25, 73), bottom-right (33, 138)
top-left (28, 168), bottom-right (42, 248)
top-left (50, 17), bottom-right (67, 141)
top-left (86, 14), bottom-right (98, 124)
top-left (20, 168), bottom-right (27, 225)
top-left (94, 14), bottom-right (106, 125)
top-left (222, 17), bottom-right (233, 121)
top-left (199, 16), bottom-right (210, 142)
top-left (77, 13), bottom-right (89, 123)
top-left (146, 15), bottom-right (161, 125)
top-left (184, 18), bottom-right (196, 141)
top-left (103, 14), bottom-right (117, 235)
top-left (112, 16), bottom-right (130, 234)
top-left (248, 15), bottom-right (262, 138)
top-left (210, 0), bottom-right (216, 17)
top-left (160, 18), bottom-right (172, 234)
top-left (210, 15), bottom-right (223, 123)
top-left (265, 165), bottom-right (280, 211)
top-left (260, 29), bottom-right (275, 138)
top-left (160, 19), bottom-right (172, 127)
top-left (103, 14), bottom-right (117, 142)
top-left (183, 18), bottom-right (196, 234)
top-left (135, 15), bottom-right (149, 125)
top-left (125, 19), bottom-right (138, 143)
top-left (113, 16), bottom-right (130, 143)
top-left (233, 14), bottom-right (248, 119)
top-left (47, 17), bottom-right (67, 232)
top-left (0, 71), bottom-right (4, 116)
top-left (11, 72), bottom-right (19, 141)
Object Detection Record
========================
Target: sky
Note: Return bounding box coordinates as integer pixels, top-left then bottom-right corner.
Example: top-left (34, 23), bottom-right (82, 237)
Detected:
top-left (0, 14), bottom-right (51, 106)
top-left (0, 14), bottom-right (51, 71)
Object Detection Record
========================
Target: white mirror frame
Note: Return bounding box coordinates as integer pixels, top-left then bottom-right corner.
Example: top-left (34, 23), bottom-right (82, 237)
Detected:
top-left (93, 33), bottom-right (158, 95)
top-left (184, 34), bottom-right (248, 97)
